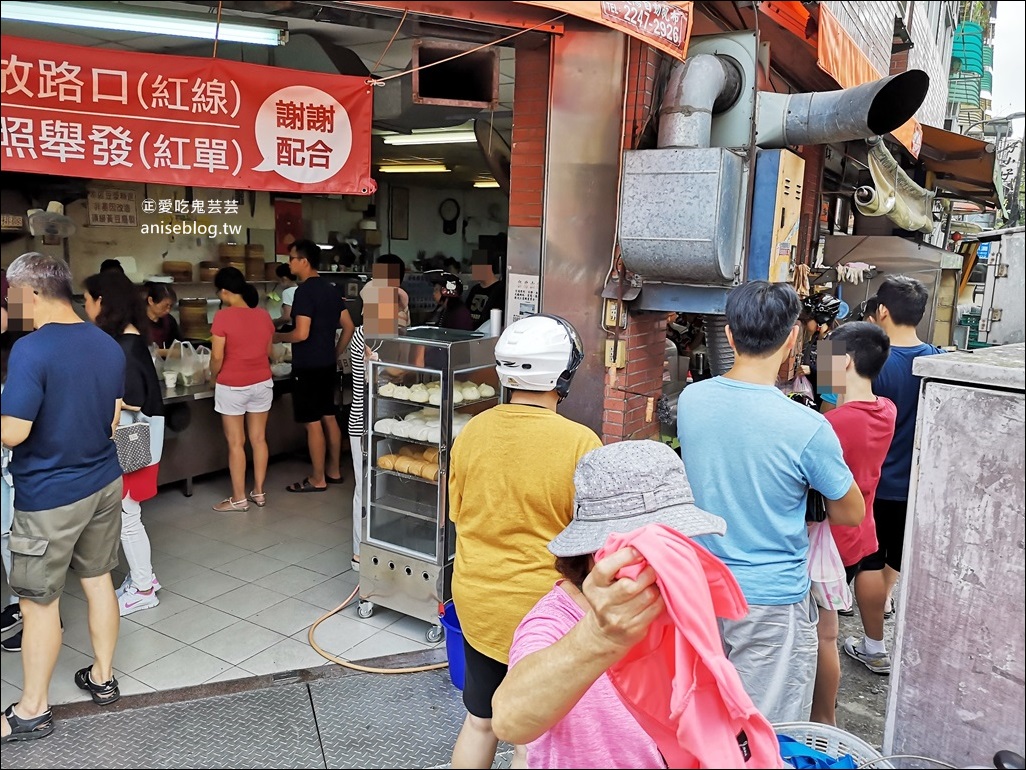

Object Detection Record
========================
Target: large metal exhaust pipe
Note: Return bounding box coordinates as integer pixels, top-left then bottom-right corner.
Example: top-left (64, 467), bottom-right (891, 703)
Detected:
top-left (658, 54), bottom-right (743, 149)
top-left (756, 69), bottom-right (930, 148)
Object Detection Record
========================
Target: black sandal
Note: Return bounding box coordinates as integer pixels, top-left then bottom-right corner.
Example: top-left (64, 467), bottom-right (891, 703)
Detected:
top-left (74, 667), bottom-right (120, 706)
top-left (1, 703), bottom-right (54, 743)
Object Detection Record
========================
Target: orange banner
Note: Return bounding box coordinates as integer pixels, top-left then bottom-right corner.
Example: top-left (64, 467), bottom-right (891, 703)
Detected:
top-left (516, 1), bottom-right (694, 61)
top-left (816, 6), bottom-right (921, 157)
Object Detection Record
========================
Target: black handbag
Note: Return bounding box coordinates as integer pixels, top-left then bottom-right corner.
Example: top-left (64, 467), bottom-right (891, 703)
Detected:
top-left (806, 488), bottom-right (828, 523)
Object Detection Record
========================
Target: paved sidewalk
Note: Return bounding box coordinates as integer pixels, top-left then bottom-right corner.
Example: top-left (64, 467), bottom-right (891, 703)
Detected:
top-left (1, 611), bottom-right (891, 769)
top-left (0, 650), bottom-right (496, 769)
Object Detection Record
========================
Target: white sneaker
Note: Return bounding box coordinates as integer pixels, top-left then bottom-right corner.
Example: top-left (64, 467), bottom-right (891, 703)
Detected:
top-left (116, 573), bottom-right (162, 598)
top-left (118, 584), bottom-right (160, 616)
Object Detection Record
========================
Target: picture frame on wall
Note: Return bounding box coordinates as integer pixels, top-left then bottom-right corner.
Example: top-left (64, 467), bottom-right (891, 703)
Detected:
top-left (390, 186), bottom-right (409, 241)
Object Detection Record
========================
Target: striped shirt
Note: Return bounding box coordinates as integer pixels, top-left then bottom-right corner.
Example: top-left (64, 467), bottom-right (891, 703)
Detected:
top-left (347, 325), bottom-right (367, 437)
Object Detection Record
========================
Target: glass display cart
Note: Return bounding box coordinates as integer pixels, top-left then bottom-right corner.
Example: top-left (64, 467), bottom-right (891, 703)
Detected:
top-left (359, 327), bottom-right (500, 641)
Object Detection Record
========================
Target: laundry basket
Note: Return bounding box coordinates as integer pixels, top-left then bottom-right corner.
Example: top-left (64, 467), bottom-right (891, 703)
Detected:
top-left (775, 722), bottom-right (894, 769)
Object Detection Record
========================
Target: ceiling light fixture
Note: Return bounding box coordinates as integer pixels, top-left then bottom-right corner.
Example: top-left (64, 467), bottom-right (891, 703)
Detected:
top-left (0, 1), bottom-right (289, 46)
top-left (473, 180), bottom-right (501, 188)
top-left (378, 164), bottom-right (451, 174)
top-left (382, 131), bottom-right (478, 146)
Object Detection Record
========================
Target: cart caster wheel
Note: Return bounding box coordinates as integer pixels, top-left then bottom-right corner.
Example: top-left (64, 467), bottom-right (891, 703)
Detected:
top-left (357, 602), bottom-right (375, 619)
top-left (426, 624), bottom-right (444, 643)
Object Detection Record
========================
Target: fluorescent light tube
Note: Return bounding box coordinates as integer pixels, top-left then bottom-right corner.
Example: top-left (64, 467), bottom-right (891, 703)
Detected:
top-left (473, 180), bottom-right (501, 188)
top-left (1, 1), bottom-right (288, 46)
top-left (378, 164), bottom-right (450, 174)
top-left (382, 131), bottom-right (478, 146)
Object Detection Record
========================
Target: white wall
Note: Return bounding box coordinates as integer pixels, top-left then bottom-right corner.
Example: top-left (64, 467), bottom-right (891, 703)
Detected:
top-left (1, 182), bottom-right (367, 286)
top-left (376, 182), bottom-right (508, 267)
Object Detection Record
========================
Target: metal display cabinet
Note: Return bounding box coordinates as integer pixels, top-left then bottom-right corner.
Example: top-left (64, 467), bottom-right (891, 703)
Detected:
top-left (360, 327), bottom-right (499, 641)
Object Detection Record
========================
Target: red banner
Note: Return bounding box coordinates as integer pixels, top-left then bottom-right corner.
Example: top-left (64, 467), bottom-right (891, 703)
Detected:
top-left (0, 35), bottom-right (376, 194)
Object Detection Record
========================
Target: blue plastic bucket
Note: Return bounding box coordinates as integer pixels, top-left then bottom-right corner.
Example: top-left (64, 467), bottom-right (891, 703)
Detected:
top-left (439, 603), bottom-right (465, 690)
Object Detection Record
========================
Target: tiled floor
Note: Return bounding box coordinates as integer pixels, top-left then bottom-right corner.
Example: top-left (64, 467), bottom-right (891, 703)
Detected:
top-left (0, 456), bottom-right (443, 708)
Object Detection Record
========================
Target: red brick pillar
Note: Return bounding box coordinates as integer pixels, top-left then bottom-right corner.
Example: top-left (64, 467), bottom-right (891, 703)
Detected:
top-left (602, 42), bottom-right (667, 444)
top-left (798, 144), bottom-right (825, 266)
top-left (509, 41), bottom-right (549, 228)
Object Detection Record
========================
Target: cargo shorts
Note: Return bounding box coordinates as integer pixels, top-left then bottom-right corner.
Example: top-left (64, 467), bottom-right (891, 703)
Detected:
top-left (718, 591), bottom-right (819, 723)
top-left (9, 477), bottom-right (123, 603)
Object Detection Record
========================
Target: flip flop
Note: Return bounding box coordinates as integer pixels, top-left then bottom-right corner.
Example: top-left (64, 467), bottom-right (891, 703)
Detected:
top-left (325, 475), bottom-right (345, 485)
top-left (286, 478), bottom-right (327, 493)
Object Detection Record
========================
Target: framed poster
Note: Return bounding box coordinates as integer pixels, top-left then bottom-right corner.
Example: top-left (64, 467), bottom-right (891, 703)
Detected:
top-left (390, 186), bottom-right (409, 241)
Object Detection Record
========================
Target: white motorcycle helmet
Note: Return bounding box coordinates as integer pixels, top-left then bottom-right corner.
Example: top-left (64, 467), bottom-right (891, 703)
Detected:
top-left (495, 314), bottom-right (584, 402)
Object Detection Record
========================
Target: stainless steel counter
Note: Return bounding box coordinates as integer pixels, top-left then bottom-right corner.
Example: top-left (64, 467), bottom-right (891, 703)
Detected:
top-left (157, 376), bottom-right (307, 495)
top-left (161, 375), bottom-right (289, 404)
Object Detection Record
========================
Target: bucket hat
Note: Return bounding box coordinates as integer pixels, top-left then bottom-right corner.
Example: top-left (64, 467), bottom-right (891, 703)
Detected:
top-left (548, 440), bottom-right (726, 558)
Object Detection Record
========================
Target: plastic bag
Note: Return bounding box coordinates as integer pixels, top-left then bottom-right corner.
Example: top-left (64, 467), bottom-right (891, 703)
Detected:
top-left (195, 345), bottom-right (211, 385)
top-left (148, 343), bottom-right (164, 378)
top-left (807, 520), bottom-right (852, 612)
top-left (779, 372), bottom-right (816, 408)
top-left (165, 340), bottom-right (202, 386)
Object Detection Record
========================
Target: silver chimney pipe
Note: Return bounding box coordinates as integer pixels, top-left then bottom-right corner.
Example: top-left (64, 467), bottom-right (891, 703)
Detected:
top-left (657, 54), bottom-right (743, 149)
top-left (756, 70), bottom-right (929, 148)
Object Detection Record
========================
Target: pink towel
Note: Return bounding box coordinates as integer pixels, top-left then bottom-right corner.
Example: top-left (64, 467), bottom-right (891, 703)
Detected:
top-left (597, 524), bottom-right (782, 769)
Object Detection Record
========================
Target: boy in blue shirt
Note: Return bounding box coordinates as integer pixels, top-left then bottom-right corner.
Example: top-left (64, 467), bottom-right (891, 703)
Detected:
top-left (678, 281), bottom-right (864, 722)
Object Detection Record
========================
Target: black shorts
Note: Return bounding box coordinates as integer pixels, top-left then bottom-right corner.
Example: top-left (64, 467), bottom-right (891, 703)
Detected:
top-left (291, 366), bottom-right (337, 424)
top-left (462, 639), bottom-right (507, 719)
top-left (864, 497), bottom-right (907, 573)
top-left (844, 548), bottom-right (886, 585)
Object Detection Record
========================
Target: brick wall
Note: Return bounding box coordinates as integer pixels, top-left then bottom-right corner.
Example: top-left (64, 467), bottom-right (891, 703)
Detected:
top-left (602, 41), bottom-right (667, 444)
top-left (798, 144), bottom-right (825, 265)
top-left (509, 41), bottom-right (549, 228)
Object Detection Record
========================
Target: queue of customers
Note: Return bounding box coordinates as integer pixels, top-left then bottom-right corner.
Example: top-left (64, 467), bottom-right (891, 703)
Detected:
top-left (1, 250), bottom-right (938, 760)
top-left (443, 277), bottom-right (941, 768)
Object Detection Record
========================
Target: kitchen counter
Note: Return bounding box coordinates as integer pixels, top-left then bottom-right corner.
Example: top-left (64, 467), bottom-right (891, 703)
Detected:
top-left (162, 374), bottom-right (291, 404)
top-left (158, 375), bottom-right (306, 495)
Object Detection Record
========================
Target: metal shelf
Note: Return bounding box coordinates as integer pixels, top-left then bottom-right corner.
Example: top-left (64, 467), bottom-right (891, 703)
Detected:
top-left (369, 497), bottom-right (436, 523)
top-left (372, 432), bottom-right (440, 448)
top-left (372, 468), bottom-right (438, 486)
top-left (373, 394), bottom-right (497, 409)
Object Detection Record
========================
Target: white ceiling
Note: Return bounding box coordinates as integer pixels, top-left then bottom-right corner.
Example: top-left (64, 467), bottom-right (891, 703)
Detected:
top-left (3, 0), bottom-right (518, 187)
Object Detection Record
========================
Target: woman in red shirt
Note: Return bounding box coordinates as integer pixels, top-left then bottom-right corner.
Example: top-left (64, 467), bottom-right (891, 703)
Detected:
top-left (209, 268), bottom-right (275, 512)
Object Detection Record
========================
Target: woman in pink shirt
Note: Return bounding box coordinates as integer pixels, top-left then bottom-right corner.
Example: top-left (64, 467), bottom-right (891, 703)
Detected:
top-left (492, 441), bottom-right (730, 769)
top-left (209, 267), bottom-right (275, 512)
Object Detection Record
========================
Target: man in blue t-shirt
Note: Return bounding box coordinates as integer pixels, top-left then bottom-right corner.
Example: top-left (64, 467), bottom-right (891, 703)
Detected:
top-left (1, 253), bottom-right (126, 743)
top-left (841, 276), bottom-right (945, 675)
top-left (275, 240), bottom-right (355, 493)
top-left (677, 281), bottom-right (864, 723)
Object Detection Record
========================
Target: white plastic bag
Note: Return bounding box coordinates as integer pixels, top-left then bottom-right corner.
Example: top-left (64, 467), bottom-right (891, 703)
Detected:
top-left (195, 345), bottom-right (211, 385)
top-left (148, 343), bottom-right (165, 377)
top-left (808, 520), bottom-right (853, 612)
top-left (166, 341), bottom-right (202, 386)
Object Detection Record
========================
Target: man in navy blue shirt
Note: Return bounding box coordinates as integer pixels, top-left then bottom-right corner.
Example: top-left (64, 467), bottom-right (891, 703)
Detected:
top-left (843, 275), bottom-right (944, 674)
top-left (1, 253), bottom-right (126, 744)
top-left (275, 240), bottom-right (355, 493)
